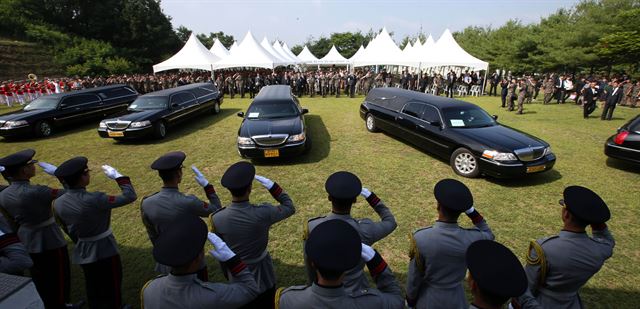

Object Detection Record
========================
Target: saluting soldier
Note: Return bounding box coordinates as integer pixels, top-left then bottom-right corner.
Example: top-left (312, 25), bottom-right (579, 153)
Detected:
top-left (276, 220), bottom-right (403, 308)
top-left (141, 215), bottom-right (259, 308)
top-left (507, 78), bottom-right (517, 111)
top-left (53, 157), bottom-right (137, 309)
top-left (141, 151), bottom-right (222, 280)
top-left (517, 186), bottom-right (615, 309)
top-left (235, 73), bottom-right (245, 99)
top-left (304, 171), bottom-right (397, 293)
top-left (0, 150), bottom-right (79, 309)
top-left (517, 79), bottom-right (527, 114)
top-left (210, 161), bottom-right (295, 309)
top-left (307, 72), bottom-right (316, 98)
top-left (406, 179), bottom-right (494, 308)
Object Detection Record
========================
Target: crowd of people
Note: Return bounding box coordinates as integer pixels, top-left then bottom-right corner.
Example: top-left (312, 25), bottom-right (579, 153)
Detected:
top-left (0, 149), bottom-right (615, 309)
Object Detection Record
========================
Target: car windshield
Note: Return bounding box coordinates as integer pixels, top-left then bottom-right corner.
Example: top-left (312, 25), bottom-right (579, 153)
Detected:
top-left (442, 106), bottom-right (495, 128)
top-left (23, 97), bottom-right (59, 111)
top-left (128, 97), bottom-right (167, 111)
top-left (245, 102), bottom-right (299, 119)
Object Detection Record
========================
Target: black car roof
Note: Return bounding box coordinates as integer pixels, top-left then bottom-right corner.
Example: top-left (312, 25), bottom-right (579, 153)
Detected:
top-left (253, 85), bottom-right (293, 103)
top-left (366, 87), bottom-right (476, 112)
top-left (140, 83), bottom-right (217, 97)
top-left (45, 84), bottom-right (131, 99)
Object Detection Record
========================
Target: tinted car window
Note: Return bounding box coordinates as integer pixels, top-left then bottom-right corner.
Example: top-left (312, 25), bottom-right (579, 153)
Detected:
top-left (421, 105), bottom-right (440, 123)
top-left (192, 87), bottom-right (215, 98)
top-left (246, 102), bottom-right (298, 119)
top-left (442, 106), bottom-right (495, 128)
top-left (129, 97), bottom-right (167, 111)
top-left (23, 97), bottom-right (60, 110)
top-left (178, 93), bottom-right (196, 106)
top-left (170, 94), bottom-right (183, 106)
top-left (100, 87), bottom-right (136, 99)
top-left (628, 117), bottom-right (640, 132)
top-left (61, 94), bottom-right (100, 108)
top-left (402, 102), bottom-right (425, 118)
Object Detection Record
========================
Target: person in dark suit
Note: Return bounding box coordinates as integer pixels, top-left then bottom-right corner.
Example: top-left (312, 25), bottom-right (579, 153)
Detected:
top-left (583, 81), bottom-right (599, 119)
top-left (500, 78), bottom-right (509, 107)
top-left (601, 80), bottom-right (623, 120)
top-left (446, 71), bottom-right (456, 98)
top-left (489, 72), bottom-right (498, 96)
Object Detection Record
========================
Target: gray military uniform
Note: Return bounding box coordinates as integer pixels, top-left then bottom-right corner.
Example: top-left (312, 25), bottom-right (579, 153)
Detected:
top-left (53, 178), bottom-right (137, 264)
top-left (211, 184), bottom-right (294, 293)
top-left (304, 194), bottom-right (396, 293)
top-left (0, 214), bottom-right (33, 275)
top-left (406, 218), bottom-right (494, 308)
top-left (0, 180), bottom-right (66, 253)
top-left (518, 228), bottom-right (615, 309)
top-left (141, 186), bottom-right (221, 273)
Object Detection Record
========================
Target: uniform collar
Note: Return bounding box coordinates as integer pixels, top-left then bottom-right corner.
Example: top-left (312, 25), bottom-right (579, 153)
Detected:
top-left (167, 273), bottom-right (198, 284)
top-left (67, 188), bottom-right (86, 192)
top-left (311, 282), bottom-right (346, 297)
top-left (434, 221), bottom-right (460, 229)
top-left (328, 212), bottom-right (352, 219)
top-left (161, 187), bottom-right (180, 193)
top-left (230, 201), bottom-right (251, 208)
top-left (559, 230), bottom-right (588, 239)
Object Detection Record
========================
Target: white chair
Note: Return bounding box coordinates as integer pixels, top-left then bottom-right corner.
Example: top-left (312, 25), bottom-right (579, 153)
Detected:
top-left (470, 85), bottom-right (480, 97)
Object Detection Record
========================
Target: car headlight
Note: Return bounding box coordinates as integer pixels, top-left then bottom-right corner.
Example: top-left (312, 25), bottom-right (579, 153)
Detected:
top-left (237, 136), bottom-right (254, 146)
top-left (3, 120), bottom-right (28, 128)
top-left (482, 150), bottom-right (517, 161)
top-left (99, 121), bottom-right (107, 129)
top-left (287, 132), bottom-right (306, 142)
top-left (544, 146), bottom-right (553, 156)
top-left (129, 121), bottom-right (151, 128)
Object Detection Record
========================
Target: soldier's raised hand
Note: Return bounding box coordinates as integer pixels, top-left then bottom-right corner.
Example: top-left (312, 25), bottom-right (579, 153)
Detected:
top-left (101, 165), bottom-right (123, 180)
top-left (360, 187), bottom-right (372, 198)
top-left (207, 232), bottom-right (236, 262)
top-left (361, 243), bottom-right (376, 262)
top-left (37, 162), bottom-right (58, 176)
top-left (254, 175), bottom-right (274, 190)
top-left (191, 165), bottom-right (209, 187)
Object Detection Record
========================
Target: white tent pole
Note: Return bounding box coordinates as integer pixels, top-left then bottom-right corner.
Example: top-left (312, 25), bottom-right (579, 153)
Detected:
top-left (482, 67), bottom-right (488, 95)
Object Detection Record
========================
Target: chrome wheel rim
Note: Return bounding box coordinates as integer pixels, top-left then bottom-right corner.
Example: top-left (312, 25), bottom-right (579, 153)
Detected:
top-left (40, 123), bottom-right (51, 136)
top-left (366, 116), bottom-right (374, 130)
top-left (214, 103), bottom-right (220, 113)
top-left (159, 124), bottom-right (166, 137)
top-left (455, 152), bottom-right (476, 174)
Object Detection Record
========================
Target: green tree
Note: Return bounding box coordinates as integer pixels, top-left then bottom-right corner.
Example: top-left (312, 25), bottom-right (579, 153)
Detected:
top-left (175, 26), bottom-right (192, 43)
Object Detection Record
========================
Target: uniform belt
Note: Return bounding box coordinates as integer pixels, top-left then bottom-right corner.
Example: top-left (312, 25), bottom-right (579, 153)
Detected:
top-left (20, 217), bottom-right (55, 230)
top-left (243, 249), bottom-right (268, 265)
top-left (78, 228), bottom-right (113, 242)
top-left (538, 287), bottom-right (578, 301)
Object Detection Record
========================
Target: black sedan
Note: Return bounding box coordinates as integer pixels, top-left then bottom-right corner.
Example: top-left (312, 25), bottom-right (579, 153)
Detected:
top-left (360, 88), bottom-right (556, 178)
top-left (236, 85), bottom-right (310, 159)
top-left (605, 114), bottom-right (640, 164)
top-left (98, 83), bottom-right (222, 140)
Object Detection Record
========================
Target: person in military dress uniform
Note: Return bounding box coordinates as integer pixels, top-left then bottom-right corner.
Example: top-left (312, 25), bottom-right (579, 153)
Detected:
top-left (0, 165), bottom-right (33, 275)
top-left (141, 151), bottom-right (221, 281)
top-left (0, 149), bottom-right (79, 309)
top-left (210, 161), bottom-right (295, 309)
top-left (303, 171), bottom-right (397, 294)
top-left (276, 219), bottom-right (403, 309)
top-left (517, 79), bottom-right (527, 114)
top-left (141, 215), bottom-right (259, 308)
top-left (406, 179), bottom-right (494, 308)
top-left (517, 186), bottom-right (615, 309)
top-left (53, 157), bottom-right (137, 309)
top-left (466, 240), bottom-right (528, 309)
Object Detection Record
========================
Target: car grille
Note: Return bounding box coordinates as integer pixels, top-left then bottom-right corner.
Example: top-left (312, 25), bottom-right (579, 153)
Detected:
top-left (514, 146), bottom-right (546, 162)
top-left (252, 134), bottom-right (289, 146)
top-left (105, 120), bottom-right (131, 130)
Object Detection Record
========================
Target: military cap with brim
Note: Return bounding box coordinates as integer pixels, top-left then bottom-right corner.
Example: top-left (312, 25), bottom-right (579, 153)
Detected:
top-left (434, 179), bottom-right (473, 212)
top-left (54, 157), bottom-right (88, 178)
top-left (325, 171), bottom-right (362, 200)
top-left (221, 161), bottom-right (255, 190)
top-left (0, 149), bottom-right (36, 168)
top-left (466, 240), bottom-right (527, 298)
top-left (151, 151), bottom-right (186, 170)
top-left (153, 216), bottom-right (207, 267)
top-left (305, 219), bottom-right (361, 272)
top-left (560, 186), bottom-right (610, 224)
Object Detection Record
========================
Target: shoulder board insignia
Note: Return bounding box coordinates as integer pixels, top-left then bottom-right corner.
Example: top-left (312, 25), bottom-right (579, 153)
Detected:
top-left (307, 215), bottom-right (326, 222)
top-left (538, 235), bottom-right (559, 245)
top-left (413, 226), bottom-right (433, 234)
top-left (140, 276), bottom-right (163, 308)
top-left (349, 288), bottom-right (380, 297)
top-left (526, 239), bottom-right (548, 288)
top-left (141, 192), bottom-right (159, 202)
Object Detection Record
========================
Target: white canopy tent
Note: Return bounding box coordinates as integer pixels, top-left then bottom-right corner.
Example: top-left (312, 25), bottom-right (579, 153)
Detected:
top-left (317, 45), bottom-right (349, 65)
top-left (260, 37), bottom-right (291, 66)
top-left (349, 45), bottom-right (366, 63)
top-left (229, 41), bottom-right (239, 53)
top-left (281, 42), bottom-right (301, 63)
top-left (272, 40), bottom-right (299, 64)
top-left (352, 28), bottom-right (412, 67)
top-left (153, 33), bottom-right (221, 73)
top-left (421, 29), bottom-right (488, 71)
top-left (214, 31), bottom-right (283, 70)
top-left (209, 38), bottom-right (230, 59)
top-left (296, 45), bottom-right (320, 64)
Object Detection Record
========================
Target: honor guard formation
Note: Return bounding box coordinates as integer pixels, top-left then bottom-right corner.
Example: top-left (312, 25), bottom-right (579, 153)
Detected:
top-left (0, 149), bottom-right (615, 309)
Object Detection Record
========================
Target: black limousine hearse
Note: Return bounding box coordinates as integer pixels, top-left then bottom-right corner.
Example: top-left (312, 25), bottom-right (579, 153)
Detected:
top-left (0, 85), bottom-right (138, 138)
top-left (98, 83), bottom-right (222, 140)
top-left (236, 85), bottom-right (310, 159)
top-left (360, 88), bottom-right (556, 178)
top-left (604, 114), bottom-right (640, 165)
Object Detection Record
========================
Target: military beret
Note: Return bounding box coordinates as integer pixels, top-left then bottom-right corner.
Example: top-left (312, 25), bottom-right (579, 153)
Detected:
top-left (151, 151), bottom-right (186, 170)
top-left (305, 220), bottom-right (361, 272)
top-left (153, 216), bottom-right (207, 267)
top-left (54, 157), bottom-right (88, 178)
top-left (434, 179), bottom-right (473, 212)
top-left (325, 171), bottom-right (362, 200)
top-left (466, 240), bottom-right (527, 299)
top-left (0, 149), bottom-right (36, 168)
top-left (221, 161), bottom-right (255, 190)
top-left (560, 186), bottom-right (610, 224)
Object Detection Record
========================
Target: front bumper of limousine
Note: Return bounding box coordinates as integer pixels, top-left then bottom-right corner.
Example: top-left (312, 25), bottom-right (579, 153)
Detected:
top-left (237, 133), bottom-right (308, 159)
top-left (478, 153), bottom-right (556, 178)
top-left (98, 120), bottom-right (154, 139)
top-left (0, 120), bottom-right (33, 137)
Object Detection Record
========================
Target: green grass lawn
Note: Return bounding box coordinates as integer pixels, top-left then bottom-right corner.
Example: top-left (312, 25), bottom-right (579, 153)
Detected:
top-left (1, 95), bottom-right (639, 308)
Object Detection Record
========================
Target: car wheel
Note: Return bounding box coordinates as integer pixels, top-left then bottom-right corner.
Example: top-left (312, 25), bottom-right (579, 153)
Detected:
top-left (212, 102), bottom-right (221, 114)
top-left (450, 148), bottom-right (480, 178)
top-left (34, 121), bottom-right (53, 137)
top-left (153, 122), bottom-right (167, 139)
top-left (365, 113), bottom-right (378, 132)
top-left (303, 134), bottom-right (313, 154)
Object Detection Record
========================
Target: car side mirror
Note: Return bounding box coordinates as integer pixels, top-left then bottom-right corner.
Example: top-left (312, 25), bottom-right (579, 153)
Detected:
top-left (492, 115), bottom-right (498, 120)
top-left (301, 108), bottom-right (309, 115)
top-left (171, 103), bottom-right (179, 109)
top-left (237, 112), bottom-right (245, 118)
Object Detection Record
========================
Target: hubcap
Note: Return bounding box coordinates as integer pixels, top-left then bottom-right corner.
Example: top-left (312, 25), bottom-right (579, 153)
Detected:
top-left (214, 103), bottom-right (220, 113)
top-left (41, 123), bottom-right (51, 136)
top-left (366, 116), bottom-right (374, 129)
top-left (159, 124), bottom-right (166, 136)
top-left (455, 153), bottom-right (476, 174)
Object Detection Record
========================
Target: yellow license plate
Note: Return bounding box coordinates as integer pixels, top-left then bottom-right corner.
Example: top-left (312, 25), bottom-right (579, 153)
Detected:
top-left (108, 131), bottom-right (124, 137)
top-left (264, 149), bottom-right (280, 158)
top-left (526, 165), bottom-right (546, 173)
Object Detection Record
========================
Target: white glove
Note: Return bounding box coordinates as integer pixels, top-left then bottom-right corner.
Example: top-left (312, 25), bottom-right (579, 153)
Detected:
top-left (0, 165), bottom-right (4, 173)
top-left (191, 165), bottom-right (209, 187)
top-left (254, 175), bottom-right (274, 190)
top-left (101, 165), bottom-right (123, 180)
top-left (37, 162), bottom-right (57, 176)
top-left (361, 243), bottom-right (375, 262)
top-left (465, 206), bottom-right (476, 215)
top-left (360, 187), bottom-right (372, 198)
top-left (207, 232), bottom-right (236, 262)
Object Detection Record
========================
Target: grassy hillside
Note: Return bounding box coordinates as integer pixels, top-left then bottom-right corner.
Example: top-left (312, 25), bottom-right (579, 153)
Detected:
top-left (0, 38), bottom-right (64, 80)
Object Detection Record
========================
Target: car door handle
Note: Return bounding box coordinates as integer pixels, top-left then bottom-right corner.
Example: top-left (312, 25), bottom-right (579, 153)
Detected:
top-left (397, 116), bottom-right (404, 120)
top-left (418, 124), bottom-right (425, 129)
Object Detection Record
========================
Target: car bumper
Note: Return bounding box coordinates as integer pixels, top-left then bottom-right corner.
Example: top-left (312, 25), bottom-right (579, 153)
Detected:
top-left (98, 126), bottom-right (154, 139)
top-left (0, 125), bottom-right (32, 137)
top-left (478, 153), bottom-right (556, 178)
top-left (238, 141), bottom-right (307, 159)
top-left (605, 140), bottom-right (640, 164)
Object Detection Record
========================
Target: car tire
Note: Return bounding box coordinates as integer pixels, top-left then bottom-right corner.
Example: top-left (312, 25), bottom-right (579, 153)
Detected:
top-left (212, 101), bottom-right (220, 114)
top-left (34, 121), bottom-right (53, 137)
top-left (365, 113), bottom-right (379, 132)
top-left (153, 121), bottom-right (167, 139)
top-left (450, 148), bottom-right (480, 178)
